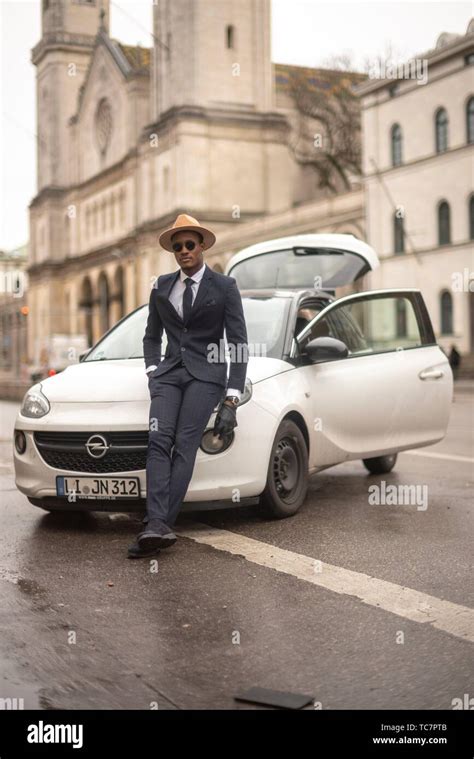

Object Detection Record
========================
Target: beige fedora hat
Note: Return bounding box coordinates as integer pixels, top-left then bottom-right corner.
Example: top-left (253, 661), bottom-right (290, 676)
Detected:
top-left (159, 213), bottom-right (216, 252)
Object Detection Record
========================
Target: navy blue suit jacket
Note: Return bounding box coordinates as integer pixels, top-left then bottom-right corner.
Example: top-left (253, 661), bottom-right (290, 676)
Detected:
top-left (143, 265), bottom-right (248, 392)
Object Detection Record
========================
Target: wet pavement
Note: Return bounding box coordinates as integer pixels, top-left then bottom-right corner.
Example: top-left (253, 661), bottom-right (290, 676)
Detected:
top-left (0, 389), bottom-right (472, 710)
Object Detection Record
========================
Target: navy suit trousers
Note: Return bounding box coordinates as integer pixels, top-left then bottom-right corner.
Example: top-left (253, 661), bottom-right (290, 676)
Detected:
top-left (145, 362), bottom-right (224, 528)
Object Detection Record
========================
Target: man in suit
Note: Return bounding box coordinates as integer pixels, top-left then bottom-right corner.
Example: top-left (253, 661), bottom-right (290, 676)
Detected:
top-left (128, 214), bottom-right (248, 558)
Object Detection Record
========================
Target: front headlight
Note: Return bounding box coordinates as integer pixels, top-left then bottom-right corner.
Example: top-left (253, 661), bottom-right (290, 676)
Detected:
top-left (20, 385), bottom-right (50, 418)
top-left (200, 429), bottom-right (234, 455)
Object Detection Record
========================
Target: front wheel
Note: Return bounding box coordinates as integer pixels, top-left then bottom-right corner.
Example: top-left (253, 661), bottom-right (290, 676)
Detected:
top-left (362, 453), bottom-right (398, 474)
top-left (259, 419), bottom-right (308, 519)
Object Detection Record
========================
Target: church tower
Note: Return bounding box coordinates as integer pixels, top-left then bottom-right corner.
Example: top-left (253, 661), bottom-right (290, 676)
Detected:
top-left (152, 0), bottom-right (273, 119)
top-left (32, 0), bottom-right (110, 190)
top-left (148, 0), bottom-right (291, 224)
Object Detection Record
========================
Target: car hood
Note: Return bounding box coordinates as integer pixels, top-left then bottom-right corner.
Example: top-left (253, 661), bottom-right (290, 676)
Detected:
top-left (35, 357), bottom-right (293, 403)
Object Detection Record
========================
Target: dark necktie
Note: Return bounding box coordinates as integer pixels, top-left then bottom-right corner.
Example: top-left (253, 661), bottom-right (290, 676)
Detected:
top-left (183, 277), bottom-right (194, 322)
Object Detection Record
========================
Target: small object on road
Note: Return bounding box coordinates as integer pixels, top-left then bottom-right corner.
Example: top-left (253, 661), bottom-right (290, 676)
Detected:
top-left (234, 687), bottom-right (314, 710)
top-left (107, 581), bottom-right (114, 587)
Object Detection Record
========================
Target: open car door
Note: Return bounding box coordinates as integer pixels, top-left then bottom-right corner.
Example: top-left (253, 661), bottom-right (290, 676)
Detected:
top-left (292, 289), bottom-right (452, 469)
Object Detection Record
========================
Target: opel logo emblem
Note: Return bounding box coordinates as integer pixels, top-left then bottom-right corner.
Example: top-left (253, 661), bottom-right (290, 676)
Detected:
top-left (85, 434), bottom-right (109, 459)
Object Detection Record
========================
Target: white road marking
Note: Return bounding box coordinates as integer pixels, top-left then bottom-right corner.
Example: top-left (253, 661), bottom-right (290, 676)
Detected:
top-left (178, 523), bottom-right (474, 643)
top-left (401, 450), bottom-right (474, 464)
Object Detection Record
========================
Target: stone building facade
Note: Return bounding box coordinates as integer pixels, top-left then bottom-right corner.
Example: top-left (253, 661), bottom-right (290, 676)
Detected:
top-left (359, 20), bottom-right (474, 356)
top-left (26, 0), bottom-right (364, 369)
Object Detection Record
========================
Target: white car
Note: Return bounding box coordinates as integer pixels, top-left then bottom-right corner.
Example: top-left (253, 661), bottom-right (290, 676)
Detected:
top-left (13, 234), bottom-right (452, 519)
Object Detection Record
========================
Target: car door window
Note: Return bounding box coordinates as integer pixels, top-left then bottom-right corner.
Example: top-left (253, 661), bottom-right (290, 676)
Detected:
top-left (298, 293), bottom-right (426, 357)
top-left (294, 305), bottom-right (321, 338)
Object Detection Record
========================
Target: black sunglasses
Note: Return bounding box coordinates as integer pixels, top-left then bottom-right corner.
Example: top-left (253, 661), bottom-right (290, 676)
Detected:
top-left (172, 240), bottom-right (197, 253)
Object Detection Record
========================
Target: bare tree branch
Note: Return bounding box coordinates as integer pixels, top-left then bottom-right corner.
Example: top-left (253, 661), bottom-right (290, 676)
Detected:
top-left (285, 64), bottom-right (366, 194)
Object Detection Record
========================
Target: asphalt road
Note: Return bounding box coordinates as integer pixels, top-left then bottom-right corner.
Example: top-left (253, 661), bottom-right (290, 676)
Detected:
top-left (0, 389), bottom-right (472, 710)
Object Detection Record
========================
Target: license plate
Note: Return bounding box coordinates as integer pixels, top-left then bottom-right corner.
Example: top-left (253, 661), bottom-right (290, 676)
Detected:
top-left (56, 476), bottom-right (140, 500)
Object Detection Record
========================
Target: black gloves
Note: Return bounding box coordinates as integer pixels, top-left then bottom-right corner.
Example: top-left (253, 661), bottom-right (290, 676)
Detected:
top-left (213, 400), bottom-right (238, 438)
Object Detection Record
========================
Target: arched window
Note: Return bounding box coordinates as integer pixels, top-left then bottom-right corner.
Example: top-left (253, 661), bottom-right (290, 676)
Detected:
top-left (390, 124), bottom-right (403, 166)
top-left (394, 213), bottom-right (405, 254)
top-left (395, 298), bottom-right (407, 338)
top-left (466, 97), bottom-right (474, 144)
top-left (435, 108), bottom-right (448, 152)
top-left (469, 194), bottom-right (474, 240)
top-left (440, 291), bottom-right (453, 335)
top-left (113, 266), bottom-right (125, 320)
top-left (438, 200), bottom-right (451, 245)
top-left (226, 25), bottom-right (235, 49)
top-left (98, 272), bottom-right (110, 334)
top-left (79, 277), bottom-right (94, 347)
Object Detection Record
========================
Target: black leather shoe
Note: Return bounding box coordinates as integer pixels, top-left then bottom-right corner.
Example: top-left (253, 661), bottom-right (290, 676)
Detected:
top-left (137, 523), bottom-right (177, 551)
top-left (127, 539), bottom-right (161, 559)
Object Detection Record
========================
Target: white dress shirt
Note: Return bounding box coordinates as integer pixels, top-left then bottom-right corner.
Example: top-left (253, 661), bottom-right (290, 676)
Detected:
top-left (146, 262), bottom-right (241, 400)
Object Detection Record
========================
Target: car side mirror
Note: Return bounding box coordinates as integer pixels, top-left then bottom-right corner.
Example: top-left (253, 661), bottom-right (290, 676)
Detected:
top-left (78, 351), bottom-right (89, 362)
top-left (304, 336), bottom-right (349, 363)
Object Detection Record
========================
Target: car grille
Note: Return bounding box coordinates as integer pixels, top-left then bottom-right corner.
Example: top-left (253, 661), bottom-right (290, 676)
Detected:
top-left (34, 431), bottom-right (149, 473)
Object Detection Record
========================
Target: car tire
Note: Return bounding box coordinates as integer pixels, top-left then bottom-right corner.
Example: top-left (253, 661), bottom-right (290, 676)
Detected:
top-left (362, 453), bottom-right (398, 474)
top-left (259, 419), bottom-right (309, 519)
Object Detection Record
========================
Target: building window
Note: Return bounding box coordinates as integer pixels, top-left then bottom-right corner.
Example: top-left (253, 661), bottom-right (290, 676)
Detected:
top-left (98, 272), bottom-right (110, 334)
top-left (465, 52), bottom-right (474, 66)
top-left (394, 213), bottom-right (405, 254)
top-left (391, 123), bottom-right (403, 166)
top-left (395, 298), bottom-right (407, 337)
top-left (226, 25), bottom-right (235, 49)
top-left (435, 108), bottom-right (448, 153)
top-left (466, 97), bottom-right (474, 143)
top-left (469, 195), bottom-right (474, 240)
top-left (440, 291), bottom-right (453, 335)
top-left (389, 84), bottom-right (399, 98)
top-left (95, 98), bottom-right (113, 157)
top-left (113, 266), bottom-right (125, 320)
top-left (79, 277), bottom-right (94, 347)
top-left (438, 200), bottom-right (451, 246)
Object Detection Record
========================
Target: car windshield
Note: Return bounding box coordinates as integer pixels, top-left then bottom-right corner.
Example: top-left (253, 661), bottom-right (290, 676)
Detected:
top-left (84, 295), bottom-right (291, 363)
